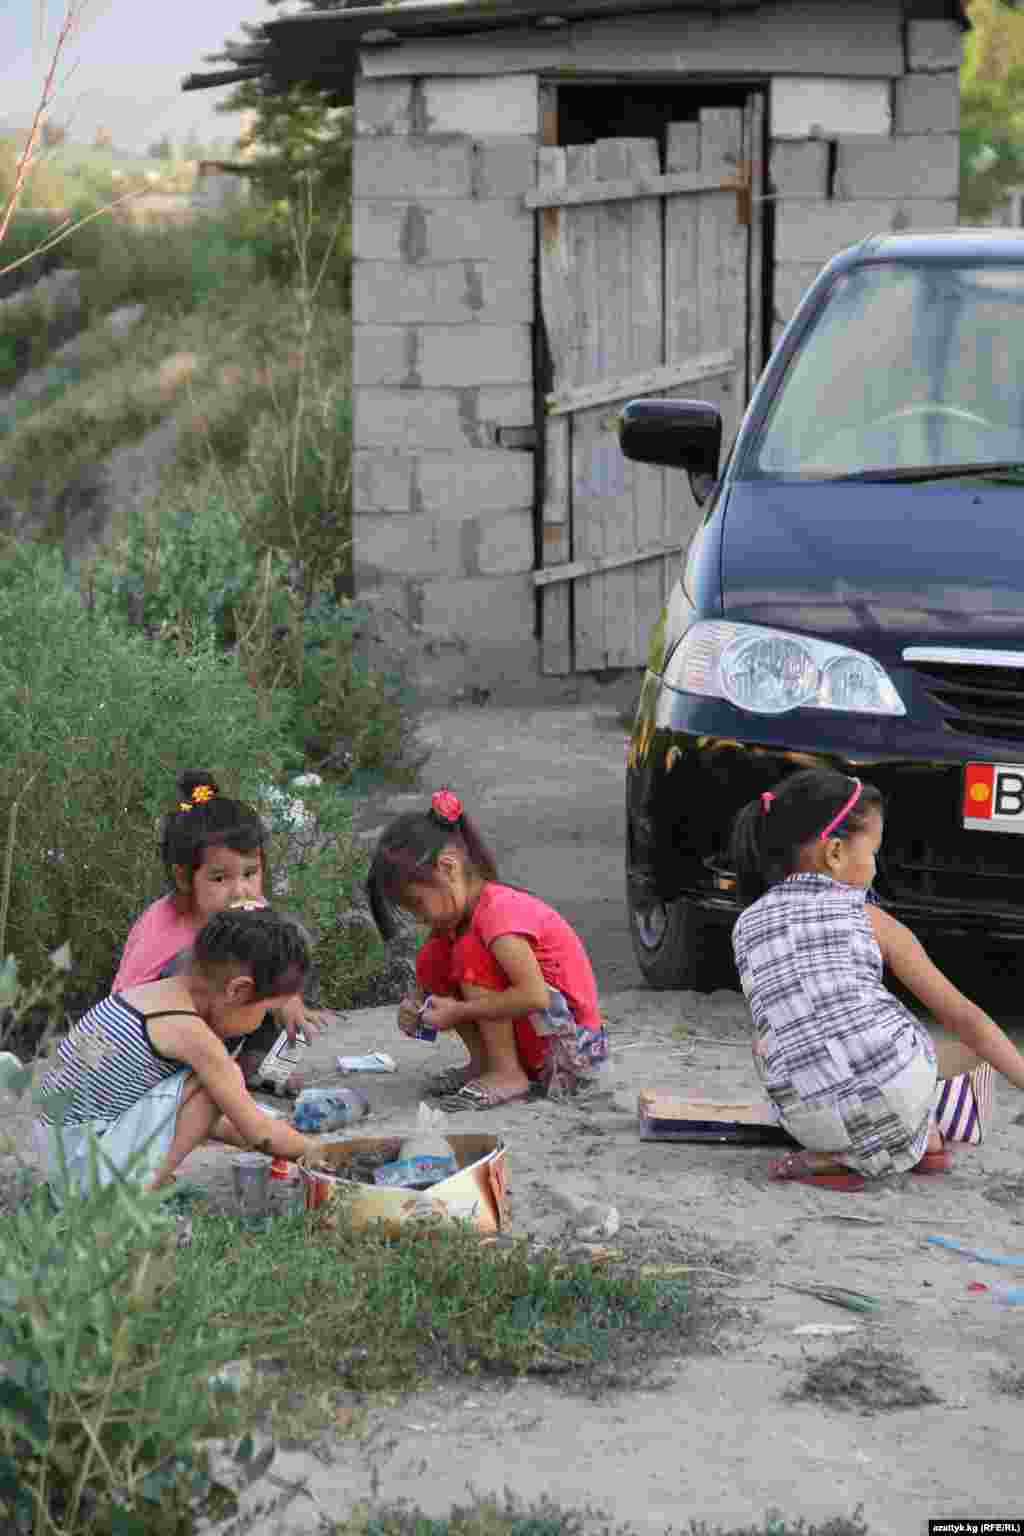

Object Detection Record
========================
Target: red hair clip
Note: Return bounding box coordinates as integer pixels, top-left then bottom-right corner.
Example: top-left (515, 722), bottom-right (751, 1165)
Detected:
top-left (761, 792), bottom-right (775, 814)
top-left (430, 788), bottom-right (463, 825)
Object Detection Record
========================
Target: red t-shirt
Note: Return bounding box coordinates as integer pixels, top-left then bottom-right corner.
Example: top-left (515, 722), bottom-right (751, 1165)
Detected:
top-left (417, 882), bottom-right (601, 1034)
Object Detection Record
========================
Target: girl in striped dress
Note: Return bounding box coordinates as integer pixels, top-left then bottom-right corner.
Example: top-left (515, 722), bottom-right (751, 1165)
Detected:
top-left (730, 769), bottom-right (1024, 1188)
top-left (34, 907), bottom-right (316, 1200)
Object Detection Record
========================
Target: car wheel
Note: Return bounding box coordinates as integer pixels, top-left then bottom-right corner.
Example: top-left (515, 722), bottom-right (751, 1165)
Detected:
top-left (628, 885), bottom-right (733, 992)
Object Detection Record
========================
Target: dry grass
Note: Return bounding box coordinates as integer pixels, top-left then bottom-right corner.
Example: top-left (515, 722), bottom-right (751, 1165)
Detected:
top-left (784, 1343), bottom-right (940, 1416)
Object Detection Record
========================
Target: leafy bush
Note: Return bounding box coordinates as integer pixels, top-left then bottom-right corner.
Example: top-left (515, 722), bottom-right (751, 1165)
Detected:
top-left (267, 781), bottom-right (387, 1007)
top-left (0, 964), bottom-right (258, 1535)
top-left (0, 541), bottom-right (293, 1019)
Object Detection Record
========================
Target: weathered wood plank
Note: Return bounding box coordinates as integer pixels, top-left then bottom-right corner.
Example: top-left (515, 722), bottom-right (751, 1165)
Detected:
top-left (545, 348), bottom-right (734, 416)
top-left (595, 138), bottom-right (657, 668)
top-left (359, 2), bottom-right (905, 80)
top-left (664, 120), bottom-right (704, 557)
top-left (745, 92), bottom-right (766, 399)
top-left (537, 132), bottom-right (573, 675)
top-left (524, 169), bottom-right (734, 211)
top-left (566, 142), bottom-right (606, 672)
top-left (697, 108), bottom-right (747, 461)
top-left (533, 540), bottom-right (684, 588)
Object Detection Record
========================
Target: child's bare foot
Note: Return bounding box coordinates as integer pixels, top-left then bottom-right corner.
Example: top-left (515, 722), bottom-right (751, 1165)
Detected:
top-left (438, 1070), bottom-right (531, 1112)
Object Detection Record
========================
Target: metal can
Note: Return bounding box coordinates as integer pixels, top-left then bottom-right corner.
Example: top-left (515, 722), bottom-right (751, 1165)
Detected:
top-left (231, 1153), bottom-right (269, 1222)
top-left (414, 995), bottom-right (438, 1042)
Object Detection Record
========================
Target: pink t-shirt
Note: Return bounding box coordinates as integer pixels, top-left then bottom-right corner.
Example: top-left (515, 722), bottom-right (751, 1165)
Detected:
top-left (469, 883), bottom-right (602, 1033)
top-left (112, 895), bottom-right (198, 991)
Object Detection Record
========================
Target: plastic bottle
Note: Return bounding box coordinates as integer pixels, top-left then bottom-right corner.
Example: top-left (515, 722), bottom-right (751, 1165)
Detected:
top-left (292, 1085), bottom-right (370, 1134)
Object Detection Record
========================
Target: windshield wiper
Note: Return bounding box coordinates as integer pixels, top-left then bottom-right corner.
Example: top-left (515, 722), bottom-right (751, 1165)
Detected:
top-left (828, 462), bottom-right (1024, 484)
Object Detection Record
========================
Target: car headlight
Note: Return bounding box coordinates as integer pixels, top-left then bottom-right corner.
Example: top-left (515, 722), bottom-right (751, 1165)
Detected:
top-left (664, 621), bottom-right (906, 717)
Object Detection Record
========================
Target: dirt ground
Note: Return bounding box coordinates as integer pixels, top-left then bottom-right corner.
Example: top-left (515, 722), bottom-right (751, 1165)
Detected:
top-left (14, 697), bottom-right (1024, 1534)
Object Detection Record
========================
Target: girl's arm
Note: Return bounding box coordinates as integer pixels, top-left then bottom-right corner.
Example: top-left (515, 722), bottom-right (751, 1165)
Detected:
top-left (153, 1016), bottom-right (313, 1160)
top-left (426, 937), bottom-right (549, 1030)
top-left (869, 906), bottom-right (1024, 1092)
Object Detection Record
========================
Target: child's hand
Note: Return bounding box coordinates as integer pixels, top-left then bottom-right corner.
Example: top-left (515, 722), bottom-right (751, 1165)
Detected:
top-left (421, 995), bottom-right (460, 1033)
top-left (275, 994), bottom-right (310, 1043)
top-left (397, 995), bottom-right (420, 1037)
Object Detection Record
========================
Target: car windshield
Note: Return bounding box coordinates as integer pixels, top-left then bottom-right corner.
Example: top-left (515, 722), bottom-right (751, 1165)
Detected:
top-left (749, 262), bottom-right (1024, 479)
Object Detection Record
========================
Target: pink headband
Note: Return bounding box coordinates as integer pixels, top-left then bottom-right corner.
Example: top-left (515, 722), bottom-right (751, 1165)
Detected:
top-left (820, 777), bottom-right (863, 841)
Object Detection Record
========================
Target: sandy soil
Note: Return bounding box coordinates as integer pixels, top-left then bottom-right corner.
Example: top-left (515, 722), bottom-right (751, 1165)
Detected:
top-left (10, 699), bottom-right (1024, 1534)
top-left (141, 985), bottom-right (1024, 1536)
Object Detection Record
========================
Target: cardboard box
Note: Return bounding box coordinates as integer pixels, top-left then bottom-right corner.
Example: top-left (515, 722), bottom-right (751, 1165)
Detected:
top-left (298, 1133), bottom-right (508, 1234)
top-left (638, 1091), bottom-right (799, 1147)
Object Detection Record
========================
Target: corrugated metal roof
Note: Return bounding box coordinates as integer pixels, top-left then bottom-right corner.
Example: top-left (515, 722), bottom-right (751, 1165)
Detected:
top-left (182, 0), bottom-right (970, 101)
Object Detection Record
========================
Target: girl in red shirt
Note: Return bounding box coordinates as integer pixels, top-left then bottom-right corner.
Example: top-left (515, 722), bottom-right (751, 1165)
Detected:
top-left (367, 790), bottom-right (608, 1110)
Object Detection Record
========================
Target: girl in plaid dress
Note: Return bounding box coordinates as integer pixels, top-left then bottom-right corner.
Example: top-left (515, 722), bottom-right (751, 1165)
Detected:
top-left (730, 769), bottom-right (1024, 1187)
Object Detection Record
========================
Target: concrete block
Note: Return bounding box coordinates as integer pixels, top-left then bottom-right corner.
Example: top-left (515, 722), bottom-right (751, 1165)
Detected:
top-left (473, 137), bottom-right (537, 198)
top-left (907, 18), bottom-right (962, 73)
top-left (474, 509), bottom-right (535, 576)
top-left (353, 325), bottom-right (417, 387)
top-left (355, 390), bottom-right (478, 450)
top-left (478, 387), bottom-right (534, 435)
top-left (893, 71), bottom-right (959, 135)
top-left (424, 76), bottom-right (539, 137)
top-left (773, 261), bottom-right (827, 329)
top-left (834, 134), bottom-right (959, 199)
top-left (355, 79), bottom-right (413, 137)
top-left (769, 140), bottom-right (829, 198)
top-left (353, 451), bottom-right (414, 514)
top-left (355, 387), bottom-right (537, 450)
top-left (353, 139), bottom-right (474, 199)
top-left (772, 77), bottom-right (891, 139)
top-left (353, 200), bottom-right (534, 263)
top-left (774, 197), bottom-right (959, 263)
top-left (418, 573), bottom-right (536, 652)
top-left (418, 324), bottom-right (532, 386)
top-left (352, 259), bottom-right (534, 325)
top-left (418, 452), bottom-right (534, 516)
top-left (356, 511), bottom-right (462, 579)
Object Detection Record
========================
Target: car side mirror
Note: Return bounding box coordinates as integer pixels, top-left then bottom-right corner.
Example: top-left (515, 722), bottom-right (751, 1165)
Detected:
top-left (618, 399), bottom-right (723, 506)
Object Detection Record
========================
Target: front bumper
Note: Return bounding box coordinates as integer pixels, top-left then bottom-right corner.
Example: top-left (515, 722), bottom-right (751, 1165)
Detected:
top-left (626, 674), bottom-right (1024, 944)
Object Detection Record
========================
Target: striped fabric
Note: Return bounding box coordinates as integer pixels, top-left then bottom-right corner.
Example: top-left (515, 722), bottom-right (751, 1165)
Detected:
top-left (37, 994), bottom-right (186, 1127)
top-left (936, 1062), bottom-right (994, 1145)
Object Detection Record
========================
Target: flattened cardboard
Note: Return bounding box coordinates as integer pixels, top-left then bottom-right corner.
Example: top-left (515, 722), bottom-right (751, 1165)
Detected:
top-left (639, 1090), bottom-right (800, 1147)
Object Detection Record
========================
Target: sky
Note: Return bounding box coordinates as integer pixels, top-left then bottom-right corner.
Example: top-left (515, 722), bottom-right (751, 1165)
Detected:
top-left (0, 0), bottom-right (293, 151)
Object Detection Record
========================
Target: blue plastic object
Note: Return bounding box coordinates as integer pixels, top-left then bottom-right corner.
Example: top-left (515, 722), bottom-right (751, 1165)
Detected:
top-left (292, 1087), bottom-right (369, 1134)
top-left (927, 1235), bottom-right (1024, 1267)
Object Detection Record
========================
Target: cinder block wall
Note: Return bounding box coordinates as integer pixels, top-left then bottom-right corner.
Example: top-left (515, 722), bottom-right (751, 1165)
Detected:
top-left (770, 16), bottom-right (961, 341)
top-left (352, 74), bottom-right (539, 693)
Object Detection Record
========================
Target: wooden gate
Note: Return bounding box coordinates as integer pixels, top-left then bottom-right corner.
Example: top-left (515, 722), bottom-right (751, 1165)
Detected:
top-left (529, 101), bottom-right (765, 674)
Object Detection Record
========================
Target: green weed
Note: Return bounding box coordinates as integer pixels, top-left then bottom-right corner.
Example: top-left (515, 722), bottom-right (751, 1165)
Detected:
top-left (173, 1207), bottom-right (695, 1430)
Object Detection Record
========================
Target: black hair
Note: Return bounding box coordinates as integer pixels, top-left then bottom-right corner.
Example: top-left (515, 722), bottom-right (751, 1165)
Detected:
top-left (366, 798), bottom-right (499, 941)
top-left (729, 768), bottom-right (885, 908)
top-left (192, 907), bottom-right (310, 1002)
top-left (160, 772), bottom-right (268, 888)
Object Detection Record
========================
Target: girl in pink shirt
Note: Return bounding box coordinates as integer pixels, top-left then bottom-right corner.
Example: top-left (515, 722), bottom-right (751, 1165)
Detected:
top-left (367, 790), bottom-right (608, 1110)
top-left (114, 772), bottom-right (312, 1092)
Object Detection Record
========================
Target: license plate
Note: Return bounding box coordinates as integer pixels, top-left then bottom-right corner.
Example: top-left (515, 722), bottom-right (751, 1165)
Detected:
top-left (963, 762), bottom-right (1024, 833)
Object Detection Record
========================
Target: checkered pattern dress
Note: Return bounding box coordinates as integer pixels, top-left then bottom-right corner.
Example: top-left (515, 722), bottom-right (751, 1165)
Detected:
top-left (732, 874), bottom-right (936, 1176)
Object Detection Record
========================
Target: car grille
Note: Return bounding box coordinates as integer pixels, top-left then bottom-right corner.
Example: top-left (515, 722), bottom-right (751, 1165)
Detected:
top-left (879, 765), bottom-right (1024, 912)
top-left (910, 658), bottom-right (1024, 742)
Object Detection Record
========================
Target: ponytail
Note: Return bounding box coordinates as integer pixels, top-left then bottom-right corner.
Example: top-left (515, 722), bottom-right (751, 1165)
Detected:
top-left (366, 790), bottom-right (498, 941)
top-left (729, 768), bottom-right (884, 908)
top-left (730, 800), bottom-right (771, 907)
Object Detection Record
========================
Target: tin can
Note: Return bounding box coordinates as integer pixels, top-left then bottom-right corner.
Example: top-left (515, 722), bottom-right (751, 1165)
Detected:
top-left (414, 995), bottom-right (438, 1042)
top-left (231, 1153), bottom-right (269, 1222)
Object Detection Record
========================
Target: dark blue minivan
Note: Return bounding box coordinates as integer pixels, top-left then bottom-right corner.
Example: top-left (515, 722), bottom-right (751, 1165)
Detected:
top-left (622, 230), bottom-right (1024, 989)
